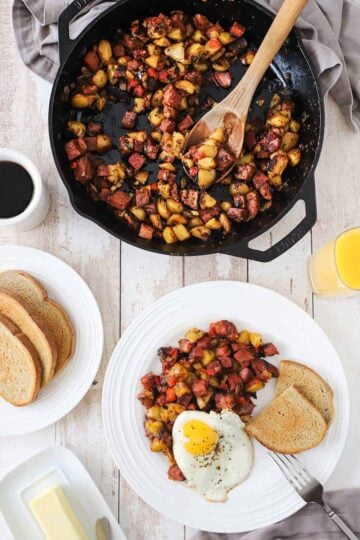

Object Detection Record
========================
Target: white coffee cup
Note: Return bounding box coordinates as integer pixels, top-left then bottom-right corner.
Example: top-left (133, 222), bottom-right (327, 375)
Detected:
top-left (0, 148), bottom-right (50, 232)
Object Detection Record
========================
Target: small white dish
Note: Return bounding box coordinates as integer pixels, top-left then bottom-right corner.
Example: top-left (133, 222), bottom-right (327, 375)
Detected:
top-left (0, 148), bottom-right (50, 232)
top-left (0, 446), bottom-right (126, 540)
top-left (0, 245), bottom-right (103, 435)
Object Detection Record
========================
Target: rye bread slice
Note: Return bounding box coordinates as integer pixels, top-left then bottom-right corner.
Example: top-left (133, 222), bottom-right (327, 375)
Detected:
top-left (0, 288), bottom-right (57, 386)
top-left (275, 360), bottom-right (334, 424)
top-left (0, 314), bottom-right (42, 406)
top-left (0, 271), bottom-right (74, 375)
top-left (245, 386), bottom-right (327, 453)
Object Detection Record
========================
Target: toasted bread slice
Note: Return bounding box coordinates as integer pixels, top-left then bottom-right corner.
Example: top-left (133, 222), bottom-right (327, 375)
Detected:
top-left (245, 386), bottom-right (327, 453)
top-left (0, 288), bottom-right (57, 386)
top-left (275, 360), bottom-right (334, 424)
top-left (0, 271), bottom-right (74, 375)
top-left (0, 314), bottom-right (42, 406)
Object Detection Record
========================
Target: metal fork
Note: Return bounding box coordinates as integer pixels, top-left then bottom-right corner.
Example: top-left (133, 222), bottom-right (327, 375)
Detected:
top-left (269, 452), bottom-right (359, 540)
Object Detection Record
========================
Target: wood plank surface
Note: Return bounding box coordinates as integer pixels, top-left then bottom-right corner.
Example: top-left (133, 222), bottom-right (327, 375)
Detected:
top-left (1, 1), bottom-right (360, 538)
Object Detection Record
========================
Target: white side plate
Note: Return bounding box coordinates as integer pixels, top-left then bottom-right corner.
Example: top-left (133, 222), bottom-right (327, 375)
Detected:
top-left (0, 245), bottom-right (103, 435)
top-left (0, 446), bottom-right (126, 540)
top-left (102, 281), bottom-right (349, 533)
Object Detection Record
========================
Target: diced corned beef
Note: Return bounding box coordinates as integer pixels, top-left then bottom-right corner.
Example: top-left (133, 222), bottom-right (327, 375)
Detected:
top-left (163, 84), bottom-right (182, 109)
top-left (144, 139), bottom-right (159, 160)
top-left (160, 119), bottom-right (176, 133)
top-left (135, 188), bottom-right (150, 207)
top-left (189, 346), bottom-right (204, 361)
top-left (237, 396), bottom-right (255, 415)
top-left (227, 207), bottom-right (247, 221)
top-left (259, 182), bottom-right (272, 200)
top-left (252, 171), bottom-right (268, 189)
top-left (184, 71), bottom-right (203, 85)
top-left (144, 203), bottom-right (156, 214)
top-left (234, 345), bottom-right (256, 363)
top-left (214, 71), bottom-right (232, 88)
top-left (206, 360), bottom-right (222, 375)
top-left (234, 163), bottom-right (255, 180)
top-left (140, 372), bottom-right (159, 390)
top-left (157, 170), bottom-right (176, 182)
top-left (113, 43), bottom-right (125, 57)
top-left (121, 111), bottom-right (137, 129)
top-left (239, 367), bottom-right (252, 382)
top-left (206, 22), bottom-right (224, 38)
top-left (264, 361), bottom-right (279, 377)
top-left (87, 121), bottom-right (102, 135)
top-left (209, 320), bottom-right (237, 338)
top-left (83, 51), bottom-right (100, 73)
top-left (156, 395), bottom-right (166, 406)
top-left (121, 210), bottom-right (139, 231)
top-left (108, 190), bottom-right (132, 210)
top-left (245, 129), bottom-right (257, 151)
top-left (193, 13), bottom-right (212, 30)
top-left (168, 464), bottom-right (185, 481)
top-left (179, 394), bottom-right (193, 408)
top-left (127, 59), bottom-right (140, 71)
top-left (181, 189), bottom-right (199, 210)
top-left (216, 147), bottom-right (236, 171)
top-left (84, 137), bottom-right (97, 152)
top-left (263, 343), bottom-right (279, 357)
top-left (74, 156), bottom-right (94, 183)
top-left (65, 138), bottom-right (87, 161)
top-left (259, 130), bottom-right (281, 153)
top-left (128, 152), bottom-right (145, 170)
top-left (170, 183), bottom-right (179, 201)
top-left (191, 379), bottom-right (208, 397)
top-left (216, 345), bottom-right (231, 358)
top-left (97, 164), bottom-right (109, 176)
top-left (178, 115), bottom-right (194, 133)
top-left (139, 223), bottom-right (154, 240)
top-left (199, 207), bottom-right (219, 223)
top-left (82, 84), bottom-right (98, 95)
top-left (196, 336), bottom-right (212, 349)
top-left (119, 135), bottom-right (134, 154)
top-left (219, 356), bottom-right (232, 369)
top-left (246, 191), bottom-right (260, 219)
top-left (215, 393), bottom-right (235, 410)
top-left (133, 139), bottom-right (144, 153)
top-left (228, 373), bottom-right (243, 392)
top-left (233, 194), bottom-right (246, 208)
top-left (179, 339), bottom-right (193, 353)
top-left (230, 21), bottom-right (246, 38)
top-left (164, 106), bottom-right (177, 119)
top-left (228, 38), bottom-right (248, 56)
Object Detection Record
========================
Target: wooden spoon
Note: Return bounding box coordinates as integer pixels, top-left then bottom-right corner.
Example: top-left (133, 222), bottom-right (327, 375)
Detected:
top-left (183, 0), bottom-right (308, 181)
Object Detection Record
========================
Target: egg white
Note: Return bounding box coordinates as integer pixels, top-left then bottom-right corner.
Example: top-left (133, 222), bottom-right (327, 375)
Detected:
top-left (172, 410), bottom-right (253, 502)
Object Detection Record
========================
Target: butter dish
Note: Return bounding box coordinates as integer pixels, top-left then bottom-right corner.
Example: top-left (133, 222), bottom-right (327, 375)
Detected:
top-left (0, 446), bottom-right (126, 540)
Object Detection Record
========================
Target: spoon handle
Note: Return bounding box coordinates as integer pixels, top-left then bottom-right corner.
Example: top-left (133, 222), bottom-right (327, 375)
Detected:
top-left (226, 0), bottom-right (308, 110)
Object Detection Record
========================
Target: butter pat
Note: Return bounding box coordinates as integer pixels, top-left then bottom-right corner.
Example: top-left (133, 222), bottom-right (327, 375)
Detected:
top-left (29, 484), bottom-right (88, 540)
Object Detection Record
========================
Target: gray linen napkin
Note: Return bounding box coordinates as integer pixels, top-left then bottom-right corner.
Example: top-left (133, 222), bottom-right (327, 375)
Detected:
top-left (192, 488), bottom-right (360, 540)
top-left (12, 0), bottom-right (360, 129)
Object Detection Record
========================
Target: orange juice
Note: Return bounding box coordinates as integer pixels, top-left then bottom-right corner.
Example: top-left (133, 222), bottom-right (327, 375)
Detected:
top-left (308, 227), bottom-right (360, 298)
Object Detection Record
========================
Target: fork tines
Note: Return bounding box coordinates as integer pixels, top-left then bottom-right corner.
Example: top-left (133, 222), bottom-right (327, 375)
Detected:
top-left (269, 452), bottom-right (312, 491)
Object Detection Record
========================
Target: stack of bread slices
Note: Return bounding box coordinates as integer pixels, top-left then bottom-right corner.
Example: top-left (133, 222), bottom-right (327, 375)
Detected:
top-left (0, 271), bottom-right (74, 406)
top-left (246, 360), bottom-right (334, 453)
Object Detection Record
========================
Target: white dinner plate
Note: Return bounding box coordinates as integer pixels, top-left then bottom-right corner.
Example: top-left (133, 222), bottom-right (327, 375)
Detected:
top-left (102, 281), bottom-right (349, 533)
top-left (0, 245), bottom-right (103, 435)
top-left (0, 446), bottom-right (126, 540)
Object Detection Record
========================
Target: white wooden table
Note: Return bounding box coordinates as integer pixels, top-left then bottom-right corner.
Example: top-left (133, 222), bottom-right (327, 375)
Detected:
top-left (1, 2), bottom-right (360, 538)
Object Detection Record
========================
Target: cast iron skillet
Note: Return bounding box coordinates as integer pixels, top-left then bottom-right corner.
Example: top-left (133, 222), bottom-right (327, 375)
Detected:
top-left (49, 0), bottom-right (324, 261)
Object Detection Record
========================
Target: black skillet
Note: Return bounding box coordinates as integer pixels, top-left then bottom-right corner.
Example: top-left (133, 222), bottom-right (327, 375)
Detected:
top-left (49, 0), bottom-right (324, 261)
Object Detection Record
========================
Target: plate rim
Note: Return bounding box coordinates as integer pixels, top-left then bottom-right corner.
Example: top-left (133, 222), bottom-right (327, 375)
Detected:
top-left (102, 280), bottom-right (350, 533)
top-left (0, 244), bottom-right (104, 436)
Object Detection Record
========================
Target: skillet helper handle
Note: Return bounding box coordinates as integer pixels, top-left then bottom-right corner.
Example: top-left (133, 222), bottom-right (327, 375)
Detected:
top-left (221, 176), bottom-right (317, 262)
top-left (58, 0), bottom-right (100, 64)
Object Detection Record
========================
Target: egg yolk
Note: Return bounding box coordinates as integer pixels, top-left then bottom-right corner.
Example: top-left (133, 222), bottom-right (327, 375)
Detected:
top-left (183, 420), bottom-right (219, 456)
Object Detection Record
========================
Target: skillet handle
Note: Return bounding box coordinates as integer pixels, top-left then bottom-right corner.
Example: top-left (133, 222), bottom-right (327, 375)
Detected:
top-left (58, 0), bottom-right (99, 64)
top-left (220, 175), bottom-right (317, 262)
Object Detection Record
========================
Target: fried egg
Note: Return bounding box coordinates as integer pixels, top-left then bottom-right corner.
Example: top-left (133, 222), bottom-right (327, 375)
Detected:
top-left (172, 410), bottom-right (253, 502)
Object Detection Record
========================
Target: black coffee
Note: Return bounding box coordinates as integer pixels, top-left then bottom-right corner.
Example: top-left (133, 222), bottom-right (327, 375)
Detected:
top-left (0, 161), bottom-right (34, 218)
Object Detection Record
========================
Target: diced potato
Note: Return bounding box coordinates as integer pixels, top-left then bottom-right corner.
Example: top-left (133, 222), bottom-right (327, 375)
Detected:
top-left (148, 107), bottom-right (164, 127)
top-left (204, 38), bottom-right (222, 56)
top-left (67, 121), bottom-right (86, 138)
top-left (147, 43), bottom-right (158, 56)
top-left (166, 198), bottom-right (183, 214)
top-left (150, 214), bottom-right (163, 230)
top-left (270, 93), bottom-right (281, 108)
top-left (242, 50), bottom-right (256, 65)
top-left (267, 113), bottom-right (289, 128)
top-left (213, 58), bottom-right (231, 72)
top-left (145, 55), bottom-right (160, 69)
top-left (71, 93), bottom-right (96, 108)
top-left (165, 42), bottom-right (185, 62)
top-left (173, 224), bottom-right (191, 241)
top-left (202, 349), bottom-right (215, 366)
top-left (186, 43), bottom-right (205, 59)
top-left (153, 37), bottom-right (171, 47)
top-left (128, 130), bottom-right (148, 142)
top-left (209, 127), bottom-right (225, 142)
top-left (190, 226), bottom-right (211, 240)
top-left (237, 153), bottom-right (254, 164)
top-left (200, 192), bottom-right (217, 208)
top-left (160, 403), bottom-right (185, 423)
top-left (117, 55), bottom-right (129, 66)
top-left (172, 131), bottom-right (185, 156)
top-left (188, 217), bottom-right (203, 228)
top-left (219, 31), bottom-right (236, 45)
top-left (199, 144), bottom-right (218, 158)
top-left (175, 80), bottom-right (196, 94)
top-left (245, 378), bottom-right (265, 393)
top-left (92, 69), bottom-right (107, 88)
top-left (192, 30), bottom-right (206, 43)
top-left (193, 61), bottom-right (209, 72)
top-left (185, 328), bottom-right (205, 343)
top-left (197, 393), bottom-right (212, 410)
top-left (219, 212), bottom-right (231, 233)
top-left (108, 163), bottom-right (126, 183)
top-left (290, 119), bottom-right (301, 133)
top-left (163, 226), bottom-right (178, 244)
top-left (150, 438), bottom-right (168, 453)
top-left (179, 97), bottom-right (188, 110)
top-left (151, 89), bottom-right (164, 108)
top-left (168, 28), bottom-right (183, 41)
top-left (206, 218), bottom-right (222, 230)
top-left (288, 148), bottom-right (301, 166)
top-left (221, 201), bottom-right (231, 212)
top-left (269, 151), bottom-right (289, 176)
top-left (281, 131), bottom-right (299, 151)
top-left (198, 157), bottom-right (216, 170)
top-left (268, 174), bottom-right (282, 188)
top-left (130, 206), bottom-right (146, 221)
top-left (145, 419), bottom-right (163, 436)
top-left (159, 150), bottom-right (175, 163)
top-left (174, 382), bottom-right (190, 398)
top-left (238, 330), bottom-right (251, 345)
top-left (157, 198), bottom-right (171, 219)
top-left (249, 332), bottom-right (263, 348)
top-left (146, 405), bottom-right (161, 420)
top-left (198, 168), bottom-right (216, 189)
top-left (182, 157), bottom-right (194, 169)
top-left (167, 214), bottom-right (187, 225)
top-left (159, 162), bottom-right (176, 172)
top-left (107, 64), bottom-right (118, 84)
top-left (161, 132), bottom-right (173, 152)
top-left (230, 182), bottom-right (249, 195)
top-left (151, 130), bottom-right (162, 142)
top-left (98, 40), bottom-right (112, 62)
top-left (134, 97), bottom-right (146, 114)
top-left (97, 134), bottom-right (112, 152)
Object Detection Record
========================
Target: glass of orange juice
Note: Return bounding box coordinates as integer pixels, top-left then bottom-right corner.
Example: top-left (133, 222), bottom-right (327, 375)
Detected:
top-left (308, 227), bottom-right (360, 298)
